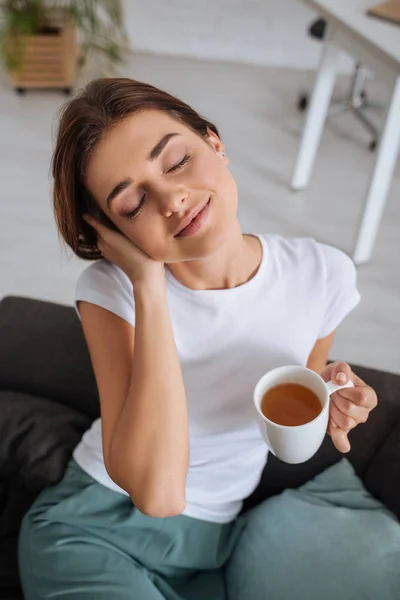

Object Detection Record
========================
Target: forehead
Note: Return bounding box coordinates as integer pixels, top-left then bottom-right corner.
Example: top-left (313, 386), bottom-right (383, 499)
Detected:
top-left (85, 110), bottom-right (194, 198)
top-left (93, 110), bottom-right (193, 165)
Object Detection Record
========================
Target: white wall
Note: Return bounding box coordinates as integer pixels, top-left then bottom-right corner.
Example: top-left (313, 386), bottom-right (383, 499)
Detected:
top-left (124, 0), bottom-right (323, 68)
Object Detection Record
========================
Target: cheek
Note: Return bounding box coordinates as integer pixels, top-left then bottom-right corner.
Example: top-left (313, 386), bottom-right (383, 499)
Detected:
top-left (195, 155), bottom-right (224, 188)
top-left (122, 216), bottom-right (169, 261)
top-left (214, 168), bottom-right (238, 213)
top-left (194, 155), bottom-right (238, 206)
top-left (225, 171), bottom-right (238, 204)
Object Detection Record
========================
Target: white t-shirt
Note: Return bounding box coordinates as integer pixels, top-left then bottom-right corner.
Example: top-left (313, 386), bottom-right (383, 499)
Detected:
top-left (73, 234), bottom-right (360, 523)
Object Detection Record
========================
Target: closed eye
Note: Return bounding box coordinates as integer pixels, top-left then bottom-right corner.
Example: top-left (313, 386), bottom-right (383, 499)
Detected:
top-left (123, 154), bottom-right (191, 220)
top-left (124, 194), bottom-right (146, 220)
top-left (167, 154), bottom-right (191, 173)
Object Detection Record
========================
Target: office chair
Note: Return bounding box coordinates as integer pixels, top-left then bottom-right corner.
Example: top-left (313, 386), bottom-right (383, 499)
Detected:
top-left (298, 18), bottom-right (381, 151)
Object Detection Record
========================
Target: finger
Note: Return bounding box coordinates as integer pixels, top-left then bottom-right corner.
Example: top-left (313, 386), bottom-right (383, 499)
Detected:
top-left (327, 411), bottom-right (336, 432)
top-left (337, 385), bottom-right (377, 409)
top-left (330, 361), bottom-right (352, 386)
top-left (330, 426), bottom-right (351, 453)
top-left (83, 214), bottom-right (104, 234)
top-left (348, 371), bottom-right (365, 387)
top-left (330, 400), bottom-right (357, 432)
top-left (332, 393), bottom-right (369, 422)
top-left (328, 419), bottom-right (339, 435)
top-left (326, 415), bottom-right (339, 438)
top-left (329, 409), bottom-right (340, 428)
top-left (82, 214), bottom-right (96, 226)
top-left (83, 216), bottom-right (110, 248)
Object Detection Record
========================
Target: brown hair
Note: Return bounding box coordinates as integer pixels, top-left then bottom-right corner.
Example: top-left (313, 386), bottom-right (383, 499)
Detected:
top-left (52, 78), bottom-right (220, 260)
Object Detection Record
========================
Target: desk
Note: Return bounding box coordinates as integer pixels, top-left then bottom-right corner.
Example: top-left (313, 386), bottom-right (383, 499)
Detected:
top-left (292, 0), bottom-right (400, 264)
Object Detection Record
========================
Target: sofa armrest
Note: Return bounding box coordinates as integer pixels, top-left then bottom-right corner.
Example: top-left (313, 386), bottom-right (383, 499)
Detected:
top-left (365, 417), bottom-right (400, 518)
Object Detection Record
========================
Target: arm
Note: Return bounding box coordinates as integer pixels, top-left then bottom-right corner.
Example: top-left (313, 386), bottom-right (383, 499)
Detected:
top-left (79, 279), bottom-right (189, 518)
top-left (306, 330), bottom-right (335, 373)
top-left (79, 216), bottom-right (189, 518)
top-left (115, 277), bottom-right (189, 515)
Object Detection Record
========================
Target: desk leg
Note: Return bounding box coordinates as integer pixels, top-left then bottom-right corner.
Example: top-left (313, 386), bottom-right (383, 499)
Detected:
top-left (291, 33), bottom-right (340, 190)
top-left (353, 77), bottom-right (400, 265)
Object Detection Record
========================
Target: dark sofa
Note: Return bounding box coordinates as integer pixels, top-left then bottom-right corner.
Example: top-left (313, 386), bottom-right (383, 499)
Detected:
top-left (0, 295), bottom-right (399, 599)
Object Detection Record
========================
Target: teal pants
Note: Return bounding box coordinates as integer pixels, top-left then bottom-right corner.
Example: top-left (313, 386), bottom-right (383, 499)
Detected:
top-left (18, 459), bottom-right (246, 600)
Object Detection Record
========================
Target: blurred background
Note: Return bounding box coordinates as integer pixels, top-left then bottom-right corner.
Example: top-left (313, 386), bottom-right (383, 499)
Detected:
top-left (1, 0), bottom-right (399, 373)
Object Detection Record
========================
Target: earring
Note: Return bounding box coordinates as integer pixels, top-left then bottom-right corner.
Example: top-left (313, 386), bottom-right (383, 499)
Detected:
top-left (220, 151), bottom-right (226, 157)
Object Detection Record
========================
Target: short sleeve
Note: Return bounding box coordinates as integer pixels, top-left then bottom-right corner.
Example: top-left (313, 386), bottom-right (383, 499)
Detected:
top-left (317, 244), bottom-right (360, 339)
top-left (74, 260), bottom-right (135, 327)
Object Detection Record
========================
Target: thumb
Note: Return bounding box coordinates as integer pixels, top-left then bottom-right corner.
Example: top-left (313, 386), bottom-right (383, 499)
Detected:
top-left (330, 423), bottom-right (351, 453)
top-left (322, 361), bottom-right (352, 385)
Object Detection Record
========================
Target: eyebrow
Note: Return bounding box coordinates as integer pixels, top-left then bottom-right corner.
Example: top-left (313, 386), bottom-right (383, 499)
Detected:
top-left (148, 132), bottom-right (180, 161)
top-left (106, 178), bottom-right (134, 210)
top-left (106, 132), bottom-right (181, 209)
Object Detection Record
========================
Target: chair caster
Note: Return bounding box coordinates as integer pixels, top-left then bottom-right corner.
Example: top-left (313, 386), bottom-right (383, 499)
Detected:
top-left (297, 94), bottom-right (309, 112)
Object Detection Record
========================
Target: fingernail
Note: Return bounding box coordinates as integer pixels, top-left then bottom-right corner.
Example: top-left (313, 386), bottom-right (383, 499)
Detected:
top-left (336, 372), bottom-right (347, 383)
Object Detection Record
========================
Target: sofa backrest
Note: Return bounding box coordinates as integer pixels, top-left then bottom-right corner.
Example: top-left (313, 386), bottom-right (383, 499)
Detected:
top-left (0, 296), bottom-right (99, 418)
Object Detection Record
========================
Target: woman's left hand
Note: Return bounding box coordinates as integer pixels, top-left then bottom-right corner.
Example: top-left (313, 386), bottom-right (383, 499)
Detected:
top-left (320, 362), bottom-right (378, 454)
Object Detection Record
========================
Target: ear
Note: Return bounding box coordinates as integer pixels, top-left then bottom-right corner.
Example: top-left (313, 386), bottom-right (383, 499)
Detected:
top-left (206, 128), bottom-right (229, 165)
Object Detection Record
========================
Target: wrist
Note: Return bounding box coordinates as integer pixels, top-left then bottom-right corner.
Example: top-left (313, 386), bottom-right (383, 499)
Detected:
top-left (132, 268), bottom-right (167, 298)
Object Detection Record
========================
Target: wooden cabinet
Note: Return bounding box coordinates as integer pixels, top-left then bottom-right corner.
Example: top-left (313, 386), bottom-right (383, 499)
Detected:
top-left (9, 19), bottom-right (78, 94)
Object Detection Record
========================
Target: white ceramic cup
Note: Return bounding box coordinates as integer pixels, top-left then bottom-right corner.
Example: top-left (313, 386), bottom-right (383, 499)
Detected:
top-left (254, 365), bottom-right (354, 464)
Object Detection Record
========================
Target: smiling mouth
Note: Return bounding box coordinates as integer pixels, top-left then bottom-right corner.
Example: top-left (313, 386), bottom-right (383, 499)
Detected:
top-left (175, 198), bottom-right (211, 238)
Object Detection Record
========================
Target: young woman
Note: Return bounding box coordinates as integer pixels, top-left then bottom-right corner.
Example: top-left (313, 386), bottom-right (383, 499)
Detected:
top-left (19, 78), bottom-right (377, 600)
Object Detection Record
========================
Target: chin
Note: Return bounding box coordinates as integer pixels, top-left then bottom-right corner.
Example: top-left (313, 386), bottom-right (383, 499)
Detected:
top-left (204, 202), bottom-right (238, 251)
top-left (181, 217), bottom-right (238, 262)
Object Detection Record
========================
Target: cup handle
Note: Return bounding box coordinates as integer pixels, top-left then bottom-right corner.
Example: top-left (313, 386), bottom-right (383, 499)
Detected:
top-left (325, 379), bottom-right (354, 396)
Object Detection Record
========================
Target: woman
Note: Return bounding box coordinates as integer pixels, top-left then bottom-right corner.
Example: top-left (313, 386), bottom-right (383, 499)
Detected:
top-left (19, 78), bottom-right (377, 599)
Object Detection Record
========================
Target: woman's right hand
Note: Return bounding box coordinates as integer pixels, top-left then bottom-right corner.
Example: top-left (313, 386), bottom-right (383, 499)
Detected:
top-left (83, 214), bottom-right (164, 287)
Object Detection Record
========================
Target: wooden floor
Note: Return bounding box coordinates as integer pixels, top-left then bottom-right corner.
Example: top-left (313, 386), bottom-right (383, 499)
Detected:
top-left (1, 52), bottom-right (399, 374)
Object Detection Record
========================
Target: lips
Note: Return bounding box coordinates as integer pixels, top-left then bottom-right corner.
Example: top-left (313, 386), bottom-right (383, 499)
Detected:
top-left (175, 198), bottom-right (211, 238)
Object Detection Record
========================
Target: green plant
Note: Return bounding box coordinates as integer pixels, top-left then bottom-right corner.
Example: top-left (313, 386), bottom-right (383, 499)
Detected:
top-left (0, 0), bottom-right (128, 75)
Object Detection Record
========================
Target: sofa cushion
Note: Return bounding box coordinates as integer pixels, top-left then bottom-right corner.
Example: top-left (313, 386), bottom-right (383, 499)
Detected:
top-left (0, 479), bottom-right (36, 598)
top-left (0, 390), bottom-right (93, 600)
top-left (227, 459), bottom-right (400, 600)
top-left (0, 296), bottom-right (99, 418)
top-left (0, 391), bottom-right (93, 490)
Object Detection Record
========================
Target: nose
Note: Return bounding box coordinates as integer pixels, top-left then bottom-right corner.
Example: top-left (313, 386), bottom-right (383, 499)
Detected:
top-left (157, 186), bottom-right (188, 218)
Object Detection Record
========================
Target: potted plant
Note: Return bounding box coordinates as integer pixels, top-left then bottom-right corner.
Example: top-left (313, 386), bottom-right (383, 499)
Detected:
top-left (0, 0), bottom-right (128, 94)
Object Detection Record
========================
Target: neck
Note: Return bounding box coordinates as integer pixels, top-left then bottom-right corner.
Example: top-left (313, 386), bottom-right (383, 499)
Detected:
top-left (167, 222), bottom-right (263, 291)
